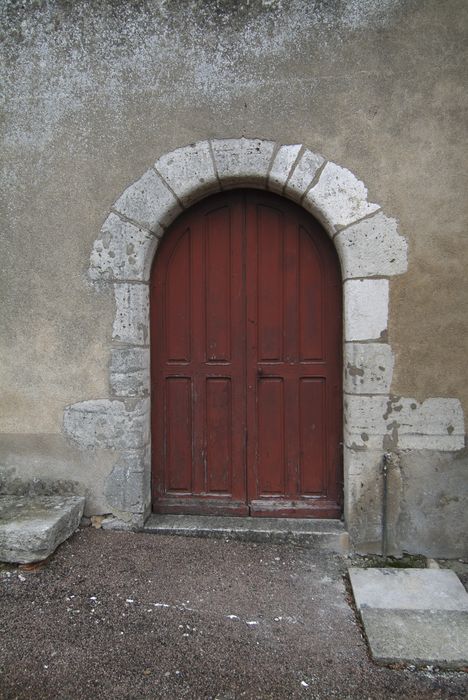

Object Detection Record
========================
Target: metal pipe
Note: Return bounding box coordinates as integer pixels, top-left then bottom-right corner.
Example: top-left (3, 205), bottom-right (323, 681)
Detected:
top-left (381, 452), bottom-right (391, 558)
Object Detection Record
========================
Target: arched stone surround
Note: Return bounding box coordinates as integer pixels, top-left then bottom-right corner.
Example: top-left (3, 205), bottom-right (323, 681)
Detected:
top-left (63, 138), bottom-right (465, 550)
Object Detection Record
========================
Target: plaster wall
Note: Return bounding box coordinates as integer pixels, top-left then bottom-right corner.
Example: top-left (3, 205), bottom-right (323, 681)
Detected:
top-left (1, 0), bottom-right (467, 555)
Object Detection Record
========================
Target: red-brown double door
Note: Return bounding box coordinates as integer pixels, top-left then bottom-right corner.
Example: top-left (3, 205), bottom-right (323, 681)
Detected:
top-left (151, 190), bottom-right (342, 518)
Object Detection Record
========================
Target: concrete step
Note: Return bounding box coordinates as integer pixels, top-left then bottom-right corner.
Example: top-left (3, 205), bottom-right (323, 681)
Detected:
top-left (142, 514), bottom-right (349, 552)
top-left (349, 567), bottom-right (468, 669)
top-left (0, 496), bottom-right (85, 564)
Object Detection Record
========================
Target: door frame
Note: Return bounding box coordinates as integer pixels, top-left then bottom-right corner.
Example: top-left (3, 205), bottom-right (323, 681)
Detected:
top-left (67, 138), bottom-right (410, 550)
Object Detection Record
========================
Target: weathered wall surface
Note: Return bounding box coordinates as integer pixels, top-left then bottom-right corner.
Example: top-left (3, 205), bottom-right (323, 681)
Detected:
top-left (1, 0), bottom-right (467, 554)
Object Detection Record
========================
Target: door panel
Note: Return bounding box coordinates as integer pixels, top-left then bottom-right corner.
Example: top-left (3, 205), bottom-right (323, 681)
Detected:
top-left (151, 190), bottom-right (342, 517)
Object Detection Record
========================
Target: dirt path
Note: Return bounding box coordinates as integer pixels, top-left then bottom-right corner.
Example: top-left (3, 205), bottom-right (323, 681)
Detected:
top-left (0, 528), bottom-right (467, 699)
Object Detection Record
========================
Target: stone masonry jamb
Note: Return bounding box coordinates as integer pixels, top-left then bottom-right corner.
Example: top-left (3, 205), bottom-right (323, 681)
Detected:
top-left (64, 138), bottom-right (465, 550)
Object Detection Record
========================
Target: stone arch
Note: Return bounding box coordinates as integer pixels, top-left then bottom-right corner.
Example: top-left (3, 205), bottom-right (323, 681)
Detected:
top-left (63, 138), bottom-right (464, 551)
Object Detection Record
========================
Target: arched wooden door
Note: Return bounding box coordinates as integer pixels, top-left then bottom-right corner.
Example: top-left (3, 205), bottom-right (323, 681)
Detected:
top-left (150, 190), bottom-right (342, 518)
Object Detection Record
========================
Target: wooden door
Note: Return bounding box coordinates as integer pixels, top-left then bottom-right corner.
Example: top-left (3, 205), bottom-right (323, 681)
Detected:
top-left (151, 190), bottom-right (342, 518)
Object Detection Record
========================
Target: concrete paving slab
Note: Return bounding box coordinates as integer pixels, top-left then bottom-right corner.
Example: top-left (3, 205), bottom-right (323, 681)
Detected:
top-left (349, 567), bottom-right (468, 611)
top-left (0, 495), bottom-right (85, 563)
top-left (143, 514), bottom-right (349, 552)
top-left (360, 608), bottom-right (468, 669)
top-left (349, 567), bottom-right (468, 669)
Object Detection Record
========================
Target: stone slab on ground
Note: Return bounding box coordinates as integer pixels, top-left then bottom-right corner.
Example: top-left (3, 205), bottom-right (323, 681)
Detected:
top-left (143, 514), bottom-right (349, 552)
top-left (349, 567), bottom-right (468, 669)
top-left (0, 495), bottom-right (85, 563)
top-left (360, 608), bottom-right (468, 669)
top-left (349, 567), bottom-right (468, 611)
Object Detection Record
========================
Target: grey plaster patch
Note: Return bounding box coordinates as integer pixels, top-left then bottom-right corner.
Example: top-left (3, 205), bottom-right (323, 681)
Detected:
top-left (0, 495), bottom-right (85, 563)
top-left (303, 162), bottom-right (380, 230)
top-left (349, 568), bottom-right (468, 611)
top-left (360, 608), bottom-right (468, 669)
top-left (283, 148), bottom-right (325, 202)
top-left (344, 343), bottom-right (394, 395)
top-left (89, 213), bottom-right (160, 282)
top-left (113, 283), bottom-right (149, 345)
top-left (154, 141), bottom-right (220, 207)
top-left (110, 347), bottom-right (150, 397)
top-left (335, 212), bottom-right (408, 278)
top-left (113, 168), bottom-right (182, 232)
top-left (211, 138), bottom-right (276, 188)
top-left (267, 144), bottom-right (302, 194)
top-left (63, 399), bottom-right (149, 450)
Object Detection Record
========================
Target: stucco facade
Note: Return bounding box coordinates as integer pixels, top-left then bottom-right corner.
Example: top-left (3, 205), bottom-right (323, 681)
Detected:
top-left (1, 0), bottom-right (467, 557)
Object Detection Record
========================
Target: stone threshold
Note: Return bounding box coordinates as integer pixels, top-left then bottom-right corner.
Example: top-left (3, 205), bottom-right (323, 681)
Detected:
top-left (142, 514), bottom-right (349, 552)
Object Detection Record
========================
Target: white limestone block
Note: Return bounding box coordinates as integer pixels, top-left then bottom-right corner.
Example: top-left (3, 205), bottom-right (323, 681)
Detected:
top-left (386, 398), bottom-right (465, 451)
top-left (267, 143), bottom-right (302, 194)
top-left (344, 279), bottom-right (389, 341)
top-left (211, 138), bottom-right (276, 187)
top-left (304, 162), bottom-right (380, 230)
top-left (335, 212), bottom-right (408, 278)
top-left (89, 213), bottom-right (159, 282)
top-left (113, 168), bottom-right (182, 232)
top-left (283, 148), bottom-right (325, 202)
top-left (344, 343), bottom-right (394, 395)
top-left (113, 283), bottom-right (149, 345)
top-left (344, 395), bottom-right (389, 449)
top-left (154, 141), bottom-right (220, 206)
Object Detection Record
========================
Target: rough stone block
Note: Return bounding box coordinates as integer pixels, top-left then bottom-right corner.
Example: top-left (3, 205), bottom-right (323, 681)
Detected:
top-left (335, 212), bottom-right (408, 278)
top-left (211, 138), bottom-right (275, 187)
top-left (344, 343), bottom-right (394, 395)
top-left (0, 495), bottom-right (85, 563)
top-left (63, 399), bottom-right (150, 450)
top-left (344, 447), bottom-right (384, 548)
top-left (360, 608), bottom-right (468, 669)
top-left (104, 446), bottom-right (150, 513)
top-left (267, 143), bottom-right (302, 194)
top-left (303, 162), bottom-right (380, 231)
top-left (283, 148), bottom-right (325, 202)
top-left (89, 212), bottom-right (159, 282)
top-left (113, 168), bottom-right (182, 232)
top-left (110, 347), bottom-right (150, 397)
top-left (344, 279), bottom-right (388, 341)
top-left (154, 141), bottom-right (220, 206)
top-left (113, 283), bottom-right (149, 345)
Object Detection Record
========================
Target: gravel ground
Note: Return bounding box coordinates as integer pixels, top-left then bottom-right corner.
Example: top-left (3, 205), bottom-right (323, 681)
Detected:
top-left (0, 528), bottom-right (467, 700)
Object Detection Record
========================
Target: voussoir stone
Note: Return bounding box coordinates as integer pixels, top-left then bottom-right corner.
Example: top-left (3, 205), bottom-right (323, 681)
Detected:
top-left (89, 212), bottom-right (160, 282)
top-left (154, 141), bottom-right (220, 207)
top-left (283, 148), bottom-right (325, 202)
top-left (113, 168), bottom-right (182, 232)
top-left (211, 138), bottom-right (276, 187)
top-left (0, 496), bottom-right (85, 563)
top-left (335, 212), bottom-right (408, 279)
top-left (267, 143), bottom-right (302, 194)
top-left (304, 162), bottom-right (380, 231)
